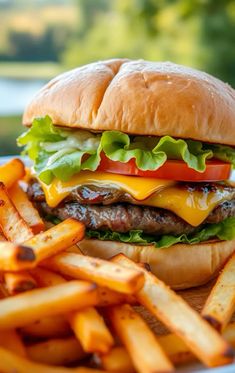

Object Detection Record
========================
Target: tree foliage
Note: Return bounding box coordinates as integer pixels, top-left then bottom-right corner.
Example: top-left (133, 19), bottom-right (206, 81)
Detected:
top-left (63, 0), bottom-right (235, 86)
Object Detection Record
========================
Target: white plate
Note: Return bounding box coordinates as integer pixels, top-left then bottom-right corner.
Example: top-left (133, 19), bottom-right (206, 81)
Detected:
top-left (1, 155), bottom-right (235, 372)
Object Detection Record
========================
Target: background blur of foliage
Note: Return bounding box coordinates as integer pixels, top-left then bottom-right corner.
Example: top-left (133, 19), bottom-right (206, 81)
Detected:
top-left (0, 0), bottom-right (235, 155)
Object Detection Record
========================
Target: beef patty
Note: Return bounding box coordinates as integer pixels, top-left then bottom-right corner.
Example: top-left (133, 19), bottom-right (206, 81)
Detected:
top-left (29, 180), bottom-right (235, 236)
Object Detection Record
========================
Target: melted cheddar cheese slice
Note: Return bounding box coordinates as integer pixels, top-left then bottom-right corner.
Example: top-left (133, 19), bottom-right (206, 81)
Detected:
top-left (40, 171), bottom-right (231, 227)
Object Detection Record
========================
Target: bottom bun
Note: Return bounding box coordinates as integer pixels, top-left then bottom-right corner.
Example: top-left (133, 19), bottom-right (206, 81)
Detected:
top-left (78, 239), bottom-right (235, 290)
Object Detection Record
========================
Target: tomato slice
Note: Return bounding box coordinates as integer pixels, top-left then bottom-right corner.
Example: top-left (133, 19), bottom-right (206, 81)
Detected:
top-left (98, 154), bottom-right (231, 181)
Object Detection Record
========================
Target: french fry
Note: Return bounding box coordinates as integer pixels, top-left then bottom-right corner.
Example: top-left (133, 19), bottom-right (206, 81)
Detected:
top-left (158, 333), bottom-right (195, 365)
top-left (0, 283), bottom-right (8, 299)
top-left (98, 346), bottom-right (135, 373)
top-left (42, 252), bottom-right (144, 294)
top-left (112, 254), bottom-right (234, 368)
top-left (141, 323), bottom-right (235, 366)
top-left (97, 287), bottom-right (137, 307)
top-left (0, 229), bottom-right (6, 241)
top-left (25, 218), bottom-right (85, 263)
top-left (9, 183), bottom-right (45, 234)
top-left (0, 329), bottom-right (26, 357)
top-left (32, 267), bottom-right (130, 305)
top-left (0, 280), bottom-right (98, 329)
top-left (202, 252), bottom-right (235, 331)
top-left (0, 159), bottom-right (25, 189)
top-left (0, 346), bottom-right (107, 373)
top-left (4, 271), bottom-right (37, 295)
top-left (223, 322), bottom-right (235, 348)
top-left (0, 241), bottom-right (35, 271)
top-left (69, 307), bottom-right (114, 354)
top-left (107, 304), bottom-right (173, 373)
top-left (64, 248), bottom-right (137, 306)
top-left (30, 267), bottom-right (66, 287)
top-left (26, 337), bottom-right (86, 366)
top-left (66, 245), bottom-right (82, 254)
top-left (21, 315), bottom-right (71, 338)
top-left (30, 268), bottom-right (132, 348)
top-left (0, 182), bottom-right (33, 242)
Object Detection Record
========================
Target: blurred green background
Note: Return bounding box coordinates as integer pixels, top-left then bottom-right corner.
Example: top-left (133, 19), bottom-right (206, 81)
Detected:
top-left (0, 0), bottom-right (235, 156)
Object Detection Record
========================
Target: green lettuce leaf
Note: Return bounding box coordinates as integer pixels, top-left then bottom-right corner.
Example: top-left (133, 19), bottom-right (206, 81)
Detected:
top-left (86, 217), bottom-right (235, 249)
top-left (205, 143), bottom-right (235, 169)
top-left (17, 115), bottom-right (235, 184)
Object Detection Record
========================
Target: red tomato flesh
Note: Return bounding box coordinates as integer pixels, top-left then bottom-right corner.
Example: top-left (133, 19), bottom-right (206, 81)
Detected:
top-left (98, 154), bottom-right (231, 182)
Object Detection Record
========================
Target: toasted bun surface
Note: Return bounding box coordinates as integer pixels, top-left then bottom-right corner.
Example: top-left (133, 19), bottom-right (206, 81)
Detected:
top-left (78, 238), bottom-right (235, 290)
top-left (23, 59), bottom-right (235, 145)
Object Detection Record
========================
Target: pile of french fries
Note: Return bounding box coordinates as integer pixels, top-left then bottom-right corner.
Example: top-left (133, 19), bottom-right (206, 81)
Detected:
top-left (0, 158), bottom-right (234, 372)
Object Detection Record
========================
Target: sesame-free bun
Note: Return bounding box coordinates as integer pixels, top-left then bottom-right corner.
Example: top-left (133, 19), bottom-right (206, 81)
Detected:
top-left (78, 238), bottom-right (235, 290)
top-left (23, 59), bottom-right (235, 145)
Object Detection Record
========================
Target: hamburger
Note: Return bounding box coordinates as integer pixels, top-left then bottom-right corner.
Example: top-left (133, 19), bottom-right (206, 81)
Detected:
top-left (18, 59), bottom-right (235, 289)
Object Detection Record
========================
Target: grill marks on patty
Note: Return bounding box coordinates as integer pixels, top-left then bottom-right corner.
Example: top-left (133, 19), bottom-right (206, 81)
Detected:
top-left (40, 201), bottom-right (196, 235)
top-left (28, 180), bottom-right (235, 236)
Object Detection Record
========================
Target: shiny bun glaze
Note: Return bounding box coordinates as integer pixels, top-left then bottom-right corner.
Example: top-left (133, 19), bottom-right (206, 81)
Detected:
top-left (23, 59), bottom-right (235, 145)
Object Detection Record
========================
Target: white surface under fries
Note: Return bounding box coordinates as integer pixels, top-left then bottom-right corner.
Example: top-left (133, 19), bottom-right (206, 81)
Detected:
top-left (1, 155), bottom-right (235, 372)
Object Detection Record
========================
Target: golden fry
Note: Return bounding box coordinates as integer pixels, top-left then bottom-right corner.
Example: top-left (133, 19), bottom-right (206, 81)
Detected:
top-left (97, 286), bottom-right (137, 307)
top-left (0, 183), bottom-right (33, 242)
top-left (108, 304), bottom-right (173, 373)
top-left (112, 254), bottom-right (234, 368)
top-left (4, 271), bottom-right (37, 295)
top-left (0, 329), bottom-right (26, 357)
top-left (202, 253), bottom-right (235, 331)
top-left (0, 159), bottom-right (25, 189)
top-left (0, 229), bottom-right (6, 241)
top-left (69, 307), bottom-right (114, 354)
top-left (26, 337), bottom-right (86, 366)
top-left (30, 267), bottom-right (66, 287)
top-left (0, 280), bottom-right (98, 329)
top-left (43, 252), bottom-right (144, 294)
top-left (25, 218), bottom-right (85, 263)
top-left (158, 333), bottom-right (195, 365)
top-left (21, 315), bottom-right (71, 338)
top-left (9, 183), bottom-right (45, 234)
top-left (0, 241), bottom-right (35, 271)
top-left (0, 346), bottom-right (106, 373)
top-left (99, 346), bottom-right (135, 373)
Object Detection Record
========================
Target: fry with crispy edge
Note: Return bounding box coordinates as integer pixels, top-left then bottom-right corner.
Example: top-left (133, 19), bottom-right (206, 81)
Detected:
top-left (0, 346), bottom-right (108, 373)
top-left (0, 284), bottom-right (8, 299)
top-left (0, 330), bottom-right (26, 357)
top-left (26, 337), bottom-right (86, 366)
top-left (0, 242), bottom-right (35, 271)
top-left (202, 252), bottom-right (235, 331)
top-left (9, 183), bottom-right (45, 234)
top-left (98, 322), bottom-right (235, 369)
top-left (30, 267), bottom-right (66, 286)
top-left (108, 304), bottom-right (173, 373)
top-left (32, 266), bottom-right (136, 306)
top-left (69, 307), bottom-right (114, 354)
top-left (0, 159), bottom-right (25, 189)
top-left (112, 254), bottom-right (234, 368)
top-left (0, 280), bottom-right (98, 329)
top-left (98, 346), bottom-right (135, 373)
top-left (4, 271), bottom-right (37, 295)
top-left (25, 219), bottom-right (85, 264)
top-left (158, 333), bottom-right (195, 365)
top-left (152, 321), bottom-right (235, 366)
top-left (30, 267), bottom-right (134, 349)
top-left (97, 287), bottom-right (137, 307)
top-left (0, 182), bottom-right (33, 242)
top-left (21, 315), bottom-right (71, 338)
top-left (31, 265), bottom-right (115, 353)
top-left (0, 229), bottom-right (5, 241)
top-left (42, 252), bottom-right (144, 294)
